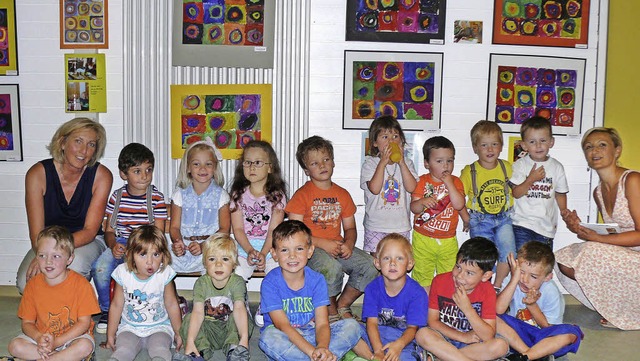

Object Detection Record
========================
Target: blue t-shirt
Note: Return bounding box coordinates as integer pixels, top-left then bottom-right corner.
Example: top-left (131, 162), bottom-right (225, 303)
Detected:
top-left (502, 274), bottom-right (565, 326)
top-left (260, 266), bottom-right (329, 331)
top-left (362, 275), bottom-right (428, 329)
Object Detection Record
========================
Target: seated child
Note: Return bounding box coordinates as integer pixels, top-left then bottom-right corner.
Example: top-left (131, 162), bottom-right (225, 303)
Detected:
top-left (259, 220), bottom-right (365, 361)
top-left (286, 135), bottom-right (378, 321)
top-left (415, 237), bottom-right (509, 361)
top-left (361, 233), bottom-right (428, 361)
top-left (497, 242), bottom-right (582, 361)
top-left (9, 226), bottom-right (100, 361)
top-left (178, 233), bottom-right (252, 361)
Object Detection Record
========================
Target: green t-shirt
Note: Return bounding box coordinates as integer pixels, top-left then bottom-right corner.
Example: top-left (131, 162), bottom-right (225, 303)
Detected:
top-left (194, 273), bottom-right (248, 322)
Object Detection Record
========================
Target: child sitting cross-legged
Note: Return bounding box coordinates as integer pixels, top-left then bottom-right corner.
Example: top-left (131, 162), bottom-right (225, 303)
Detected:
top-left (498, 242), bottom-right (582, 361)
top-left (361, 233), bottom-right (428, 361)
top-left (415, 237), bottom-right (509, 361)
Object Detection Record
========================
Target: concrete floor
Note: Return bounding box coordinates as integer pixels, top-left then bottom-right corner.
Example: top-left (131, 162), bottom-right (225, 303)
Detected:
top-left (0, 286), bottom-right (637, 360)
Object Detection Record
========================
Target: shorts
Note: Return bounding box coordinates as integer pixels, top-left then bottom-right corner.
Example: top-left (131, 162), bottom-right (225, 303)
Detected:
top-left (469, 210), bottom-right (515, 263)
top-left (15, 332), bottom-right (95, 352)
top-left (499, 314), bottom-right (582, 358)
top-left (412, 232), bottom-right (458, 287)
top-left (364, 229), bottom-right (411, 253)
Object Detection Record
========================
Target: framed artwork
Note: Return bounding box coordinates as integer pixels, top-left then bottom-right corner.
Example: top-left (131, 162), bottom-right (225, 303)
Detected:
top-left (454, 20), bottom-right (482, 44)
top-left (0, 84), bottom-right (21, 161)
top-left (172, 0), bottom-right (275, 68)
top-left (346, 0), bottom-right (447, 44)
top-left (60, 0), bottom-right (109, 49)
top-left (0, 0), bottom-right (17, 75)
top-left (492, 0), bottom-right (590, 48)
top-left (487, 54), bottom-right (586, 135)
top-left (344, 50), bottom-right (443, 132)
top-left (65, 54), bottom-right (107, 113)
top-left (507, 136), bottom-right (527, 163)
top-left (170, 84), bottom-right (272, 159)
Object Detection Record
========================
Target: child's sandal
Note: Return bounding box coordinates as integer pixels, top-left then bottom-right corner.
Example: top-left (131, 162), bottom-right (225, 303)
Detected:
top-left (328, 313), bottom-right (341, 324)
top-left (337, 306), bottom-right (361, 321)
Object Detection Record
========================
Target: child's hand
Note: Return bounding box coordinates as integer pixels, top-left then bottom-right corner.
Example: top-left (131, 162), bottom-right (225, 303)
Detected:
top-left (561, 209), bottom-right (582, 233)
top-left (174, 333), bottom-right (183, 352)
top-left (187, 241), bottom-right (203, 256)
top-left (339, 241), bottom-right (354, 260)
top-left (452, 283), bottom-right (472, 313)
top-left (172, 239), bottom-right (186, 257)
top-left (522, 288), bottom-right (541, 305)
top-left (248, 249), bottom-right (262, 266)
top-left (37, 332), bottom-right (53, 358)
top-left (462, 219), bottom-right (470, 232)
top-left (325, 239), bottom-right (343, 258)
top-left (112, 243), bottom-right (126, 259)
top-left (382, 340), bottom-right (404, 361)
top-left (463, 330), bottom-right (481, 344)
top-left (311, 346), bottom-right (336, 361)
top-left (440, 170), bottom-right (453, 184)
top-left (103, 335), bottom-right (117, 351)
top-left (372, 349), bottom-right (385, 361)
top-left (422, 196), bottom-right (438, 209)
top-left (380, 144), bottom-right (393, 166)
top-left (528, 164), bottom-right (546, 183)
top-left (507, 252), bottom-right (520, 280)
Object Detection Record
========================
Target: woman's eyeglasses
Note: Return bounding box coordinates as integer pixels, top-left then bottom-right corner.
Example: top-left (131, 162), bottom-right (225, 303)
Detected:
top-left (242, 160), bottom-right (271, 168)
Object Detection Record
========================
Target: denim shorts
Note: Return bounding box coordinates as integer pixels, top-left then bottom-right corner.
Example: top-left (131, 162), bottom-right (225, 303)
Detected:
top-left (469, 210), bottom-right (515, 263)
top-left (512, 225), bottom-right (554, 251)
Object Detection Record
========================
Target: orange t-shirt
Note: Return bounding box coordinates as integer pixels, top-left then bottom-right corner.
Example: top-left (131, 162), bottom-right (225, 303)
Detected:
top-left (18, 270), bottom-right (100, 337)
top-left (412, 174), bottom-right (464, 238)
top-left (285, 181), bottom-right (357, 241)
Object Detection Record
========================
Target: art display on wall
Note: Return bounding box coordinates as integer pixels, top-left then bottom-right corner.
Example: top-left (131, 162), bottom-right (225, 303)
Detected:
top-left (492, 0), bottom-right (590, 48)
top-left (172, 0), bottom-right (275, 68)
top-left (65, 53), bottom-right (107, 113)
top-left (0, 0), bottom-right (17, 75)
top-left (454, 20), bottom-right (482, 43)
top-left (60, 0), bottom-right (109, 49)
top-left (171, 84), bottom-right (272, 159)
top-left (508, 136), bottom-right (527, 163)
top-left (0, 84), bottom-right (21, 161)
top-left (346, 0), bottom-right (447, 44)
top-left (344, 50), bottom-right (443, 132)
top-left (487, 54), bottom-right (586, 135)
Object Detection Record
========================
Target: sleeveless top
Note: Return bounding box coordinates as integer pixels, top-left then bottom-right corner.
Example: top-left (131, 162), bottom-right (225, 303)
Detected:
top-left (41, 158), bottom-right (103, 235)
top-left (595, 169), bottom-right (639, 250)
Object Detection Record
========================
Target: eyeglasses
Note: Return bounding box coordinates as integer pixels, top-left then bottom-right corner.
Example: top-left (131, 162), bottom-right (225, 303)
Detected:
top-left (242, 160), bottom-right (271, 168)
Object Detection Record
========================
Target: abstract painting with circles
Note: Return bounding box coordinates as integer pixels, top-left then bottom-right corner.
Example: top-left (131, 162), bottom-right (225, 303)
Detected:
top-left (343, 51), bottom-right (442, 131)
top-left (0, 0), bottom-right (17, 75)
top-left (487, 54), bottom-right (586, 135)
top-left (60, 0), bottom-right (109, 49)
top-left (346, 0), bottom-right (447, 44)
top-left (171, 84), bottom-right (272, 159)
top-left (0, 84), bottom-right (21, 161)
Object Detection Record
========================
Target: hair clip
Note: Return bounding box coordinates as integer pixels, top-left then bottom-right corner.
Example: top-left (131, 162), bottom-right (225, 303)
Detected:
top-left (189, 136), bottom-right (223, 161)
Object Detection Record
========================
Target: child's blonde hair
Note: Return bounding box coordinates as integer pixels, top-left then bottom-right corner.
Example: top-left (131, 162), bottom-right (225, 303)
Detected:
top-left (175, 138), bottom-right (225, 189)
top-left (36, 225), bottom-right (75, 257)
top-left (376, 233), bottom-right (414, 262)
top-left (470, 120), bottom-right (504, 147)
top-left (201, 233), bottom-right (238, 267)
top-left (125, 225), bottom-right (172, 272)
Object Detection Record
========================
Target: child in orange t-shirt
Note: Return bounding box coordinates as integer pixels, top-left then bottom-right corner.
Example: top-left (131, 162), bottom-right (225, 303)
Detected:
top-left (9, 226), bottom-right (100, 361)
top-left (410, 136), bottom-right (466, 293)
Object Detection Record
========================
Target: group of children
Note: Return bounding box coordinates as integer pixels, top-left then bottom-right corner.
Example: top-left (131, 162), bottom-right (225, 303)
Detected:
top-left (8, 115), bottom-right (583, 361)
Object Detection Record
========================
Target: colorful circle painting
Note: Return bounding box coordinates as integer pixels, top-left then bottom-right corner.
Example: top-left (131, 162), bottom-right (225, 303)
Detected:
top-left (409, 85), bottom-right (428, 102)
top-left (382, 63), bottom-right (401, 81)
top-left (379, 102), bottom-right (398, 117)
top-left (543, 2), bottom-right (562, 19)
top-left (239, 113), bottom-right (258, 131)
top-left (228, 28), bottom-right (243, 44)
top-left (209, 116), bottom-right (225, 130)
top-left (183, 95), bottom-right (201, 110)
top-left (215, 131), bottom-right (233, 148)
top-left (358, 65), bottom-right (375, 81)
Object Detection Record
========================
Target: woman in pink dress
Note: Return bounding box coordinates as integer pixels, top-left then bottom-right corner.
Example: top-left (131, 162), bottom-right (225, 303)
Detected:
top-left (557, 127), bottom-right (640, 330)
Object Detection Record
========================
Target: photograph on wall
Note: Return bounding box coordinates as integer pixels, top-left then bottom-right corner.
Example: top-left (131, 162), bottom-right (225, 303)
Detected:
top-left (508, 136), bottom-right (527, 163)
top-left (344, 50), bottom-right (443, 132)
top-left (65, 53), bottom-right (107, 113)
top-left (0, 0), bottom-right (17, 75)
top-left (492, 0), bottom-right (589, 48)
top-left (454, 20), bottom-right (482, 43)
top-left (172, 0), bottom-right (275, 68)
top-left (0, 84), bottom-right (22, 161)
top-left (346, 0), bottom-right (447, 44)
top-left (487, 54), bottom-right (586, 135)
top-left (171, 84), bottom-right (272, 159)
top-left (60, 0), bottom-right (109, 49)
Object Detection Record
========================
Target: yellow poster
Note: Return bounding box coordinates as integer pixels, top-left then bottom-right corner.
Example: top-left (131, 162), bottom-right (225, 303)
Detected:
top-left (65, 53), bottom-right (106, 113)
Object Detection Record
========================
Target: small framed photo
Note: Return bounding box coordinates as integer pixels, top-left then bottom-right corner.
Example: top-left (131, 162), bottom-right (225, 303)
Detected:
top-left (344, 50), bottom-right (443, 132)
top-left (0, 84), bottom-right (22, 161)
top-left (0, 0), bottom-right (18, 75)
top-left (508, 136), bottom-right (527, 163)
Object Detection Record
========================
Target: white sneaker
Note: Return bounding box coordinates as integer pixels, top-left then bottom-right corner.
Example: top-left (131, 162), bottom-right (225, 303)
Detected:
top-left (254, 305), bottom-right (264, 327)
top-left (95, 312), bottom-right (108, 334)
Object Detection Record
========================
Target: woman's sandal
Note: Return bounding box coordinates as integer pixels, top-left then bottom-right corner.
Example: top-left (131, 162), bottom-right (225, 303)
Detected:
top-left (600, 318), bottom-right (619, 329)
top-left (337, 306), bottom-right (361, 321)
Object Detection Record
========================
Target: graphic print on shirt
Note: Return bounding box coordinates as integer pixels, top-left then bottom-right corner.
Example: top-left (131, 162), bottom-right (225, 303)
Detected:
top-left (525, 176), bottom-right (553, 200)
top-left (478, 179), bottom-right (508, 214)
top-left (437, 295), bottom-right (483, 332)
top-left (204, 295), bottom-right (234, 322)
top-left (243, 200), bottom-right (270, 237)
top-left (516, 307), bottom-right (537, 327)
top-left (283, 295), bottom-right (315, 328)
top-left (311, 197), bottom-right (342, 230)
top-left (378, 307), bottom-right (407, 329)
top-left (382, 177), bottom-right (400, 206)
top-left (415, 183), bottom-right (453, 232)
top-left (48, 306), bottom-right (73, 336)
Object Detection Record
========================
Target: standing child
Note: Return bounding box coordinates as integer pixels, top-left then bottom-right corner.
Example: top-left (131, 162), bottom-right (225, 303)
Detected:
top-left (104, 225), bottom-right (183, 361)
top-left (9, 226), bottom-right (100, 361)
top-left (497, 242), bottom-right (582, 361)
top-left (170, 137), bottom-right (231, 274)
top-left (259, 220), bottom-right (366, 361)
top-left (92, 142), bottom-right (168, 334)
top-left (410, 136), bottom-right (466, 293)
top-left (286, 136), bottom-right (379, 321)
top-left (229, 140), bottom-right (287, 280)
top-left (415, 237), bottom-right (509, 361)
top-left (178, 234), bottom-right (252, 361)
top-left (361, 234), bottom-right (428, 361)
top-left (510, 116), bottom-right (568, 251)
top-left (460, 120), bottom-right (516, 289)
top-left (361, 115), bottom-right (418, 256)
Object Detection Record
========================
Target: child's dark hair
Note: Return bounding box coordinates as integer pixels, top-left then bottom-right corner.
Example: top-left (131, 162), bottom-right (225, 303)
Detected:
top-left (295, 136), bottom-right (334, 171)
top-left (368, 115), bottom-right (407, 156)
top-left (229, 140), bottom-right (288, 211)
top-left (272, 220), bottom-right (312, 248)
top-left (118, 143), bottom-right (155, 173)
top-left (520, 116), bottom-right (552, 140)
top-left (457, 237), bottom-right (498, 273)
top-left (125, 225), bottom-right (172, 273)
top-left (423, 136), bottom-right (455, 161)
top-left (517, 241), bottom-right (555, 275)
